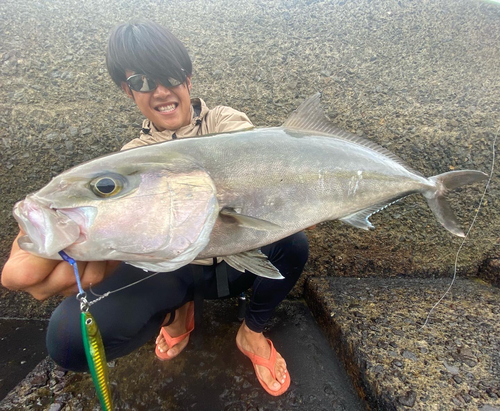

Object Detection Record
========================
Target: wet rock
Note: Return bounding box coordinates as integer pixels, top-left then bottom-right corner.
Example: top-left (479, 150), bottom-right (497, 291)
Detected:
top-left (463, 358), bottom-right (478, 368)
top-left (323, 383), bottom-right (334, 395)
top-left (443, 361), bottom-right (460, 375)
top-left (27, 372), bottom-right (48, 387)
top-left (68, 126), bottom-right (79, 137)
top-left (229, 56), bottom-right (241, 66)
top-left (46, 132), bottom-right (59, 141)
top-left (391, 359), bottom-right (403, 368)
top-left (402, 350), bottom-right (417, 361)
top-left (487, 388), bottom-right (499, 399)
top-left (469, 389), bottom-right (480, 398)
top-left (462, 393), bottom-right (472, 403)
top-left (397, 390), bottom-right (417, 407)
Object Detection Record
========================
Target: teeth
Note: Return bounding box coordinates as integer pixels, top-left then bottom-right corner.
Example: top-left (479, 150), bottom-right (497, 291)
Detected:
top-left (157, 104), bottom-right (176, 112)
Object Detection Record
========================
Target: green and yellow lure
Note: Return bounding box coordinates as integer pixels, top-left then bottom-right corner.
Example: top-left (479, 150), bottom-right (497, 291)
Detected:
top-left (81, 311), bottom-right (113, 411)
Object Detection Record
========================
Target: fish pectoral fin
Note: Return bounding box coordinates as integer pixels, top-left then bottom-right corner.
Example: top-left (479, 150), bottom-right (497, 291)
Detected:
top-left (223, 250), bottom-right (285, 280)
top-left (340, 197), bottom-right (408, 230)
top-left (219, 208), bottom-right (281, 231)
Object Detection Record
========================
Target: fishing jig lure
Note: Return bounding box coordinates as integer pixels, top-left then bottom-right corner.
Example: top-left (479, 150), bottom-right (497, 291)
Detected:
top-left (59, 251), bottom-right (113, 411)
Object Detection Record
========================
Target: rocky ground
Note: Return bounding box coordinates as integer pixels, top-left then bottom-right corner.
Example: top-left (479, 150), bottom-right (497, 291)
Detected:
top-left (1, 0), bottom-right (499, 409)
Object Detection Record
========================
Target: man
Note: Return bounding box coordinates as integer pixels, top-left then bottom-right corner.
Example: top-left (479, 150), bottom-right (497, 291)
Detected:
top-left (1, 20), bottom-right (309, 396)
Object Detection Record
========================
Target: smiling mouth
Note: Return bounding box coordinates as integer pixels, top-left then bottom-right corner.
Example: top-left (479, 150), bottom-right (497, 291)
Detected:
top-left (156, 103), bottom-right (177, 113)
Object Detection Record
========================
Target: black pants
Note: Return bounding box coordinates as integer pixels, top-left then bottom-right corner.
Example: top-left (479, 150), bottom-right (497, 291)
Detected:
top-left (46, 232), bottom-right (309, 372)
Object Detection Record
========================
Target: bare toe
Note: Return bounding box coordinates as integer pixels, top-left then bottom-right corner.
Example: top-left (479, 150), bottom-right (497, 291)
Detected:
top-left (256, 365), bottom-right (281, 391)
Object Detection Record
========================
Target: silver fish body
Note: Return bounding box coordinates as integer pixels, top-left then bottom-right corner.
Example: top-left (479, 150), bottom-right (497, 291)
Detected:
top-left (13, 94), bottom-right (487, 278)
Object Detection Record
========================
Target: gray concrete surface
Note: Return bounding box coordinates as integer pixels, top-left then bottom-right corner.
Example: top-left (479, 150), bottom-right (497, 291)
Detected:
top-left (306, 277), bottom-right (500, 410)
top-left (0, 299), bottom-right (366, 411)
top-left (0, 320), bottom-right (47, 400)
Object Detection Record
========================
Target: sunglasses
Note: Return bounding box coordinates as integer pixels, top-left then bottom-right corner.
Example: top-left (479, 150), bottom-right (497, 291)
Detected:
top-left (126, 73), bottom-right (184, 93)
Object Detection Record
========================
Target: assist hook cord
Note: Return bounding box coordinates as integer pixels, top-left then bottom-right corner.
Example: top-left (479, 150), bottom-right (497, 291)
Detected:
top-left (58, 251), bottom-right (89, 311)
top-left (421, 129), bottom-right (497, 329)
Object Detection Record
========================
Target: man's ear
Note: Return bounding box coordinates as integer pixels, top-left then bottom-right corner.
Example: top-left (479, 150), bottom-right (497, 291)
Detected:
top-left (186, 76), bottom-right (192, 93)
top-left (121, 82), bottom-right (134, 100)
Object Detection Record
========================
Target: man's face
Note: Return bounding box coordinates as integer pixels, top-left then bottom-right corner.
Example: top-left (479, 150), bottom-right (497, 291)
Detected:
top-left (122, 70), bottom-right (192, 132)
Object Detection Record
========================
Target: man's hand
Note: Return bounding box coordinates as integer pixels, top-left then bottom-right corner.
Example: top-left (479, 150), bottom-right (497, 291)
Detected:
top-left (1, 230), bottom-right (120, 301)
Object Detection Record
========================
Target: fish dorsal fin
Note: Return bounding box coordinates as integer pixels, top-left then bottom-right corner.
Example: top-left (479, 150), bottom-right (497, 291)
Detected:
top-left (282, 93), bottom-right (422, 176)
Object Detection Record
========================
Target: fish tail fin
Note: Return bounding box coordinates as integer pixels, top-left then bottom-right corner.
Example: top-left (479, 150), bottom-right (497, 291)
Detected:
top-left (426, 170), bottom-right (488, 237)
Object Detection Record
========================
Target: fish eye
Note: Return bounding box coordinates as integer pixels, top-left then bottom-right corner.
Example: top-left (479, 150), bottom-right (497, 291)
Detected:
top-left (86, 318), bottom-right (93, 325)
top-left (90, 175), bottom-right (123, 198)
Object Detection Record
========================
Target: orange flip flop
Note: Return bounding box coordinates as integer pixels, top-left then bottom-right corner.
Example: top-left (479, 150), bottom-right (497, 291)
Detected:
top-left (155, 302), bottom-right (195, 361)
top-left (236, 338), bottom-right (291, 396)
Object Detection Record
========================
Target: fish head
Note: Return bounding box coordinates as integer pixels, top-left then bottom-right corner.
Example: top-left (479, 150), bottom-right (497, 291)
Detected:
top-left (13, 148), bottom-right (219, 265)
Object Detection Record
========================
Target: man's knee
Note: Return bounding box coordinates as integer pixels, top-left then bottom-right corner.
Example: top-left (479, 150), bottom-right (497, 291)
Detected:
top-left (265, 232), bottom-right (309, 279)
top-left (278, 231), bottom-right (310, 268)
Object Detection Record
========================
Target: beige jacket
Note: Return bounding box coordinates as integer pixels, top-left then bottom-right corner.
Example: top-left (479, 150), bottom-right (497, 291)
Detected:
top-left (121, 98), bottom-right (254, 265)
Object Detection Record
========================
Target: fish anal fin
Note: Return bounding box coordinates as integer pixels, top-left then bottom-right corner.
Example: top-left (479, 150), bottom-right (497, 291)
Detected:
top-left (339, 197), bottom-right (408, 230)
top-left (220, 208), bottom-right (281, 231)
top-left (340, 210), bottom-right (375, 230)
top-left (223, 249), bottom-right (284, 280)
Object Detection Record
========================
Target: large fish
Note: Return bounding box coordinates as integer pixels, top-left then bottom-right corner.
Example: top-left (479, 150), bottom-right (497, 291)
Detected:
top-left (13, 94), bottom-right (487, 279)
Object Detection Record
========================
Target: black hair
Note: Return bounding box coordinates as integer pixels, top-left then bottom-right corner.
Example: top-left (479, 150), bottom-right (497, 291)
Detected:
top-left (106, 20), bottom-right (192, 88)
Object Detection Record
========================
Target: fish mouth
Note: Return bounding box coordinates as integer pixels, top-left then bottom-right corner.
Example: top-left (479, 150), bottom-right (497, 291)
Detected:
top-left (13, 194), bottom-right (93, 257)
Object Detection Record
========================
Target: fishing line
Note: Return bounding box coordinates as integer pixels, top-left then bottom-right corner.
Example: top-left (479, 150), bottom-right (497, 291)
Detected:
top-left (421, 129), bottom-right (497, 329)
top-left (87, 269), bottom-right (161, 307)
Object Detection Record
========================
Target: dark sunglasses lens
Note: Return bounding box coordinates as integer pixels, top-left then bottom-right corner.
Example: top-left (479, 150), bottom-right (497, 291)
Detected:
top-left (167, 77), bottom-right (182, 87)
top-left (128, 75), bottom-right (156, 92)
top-left (157, 76), bottom-right (183, 88)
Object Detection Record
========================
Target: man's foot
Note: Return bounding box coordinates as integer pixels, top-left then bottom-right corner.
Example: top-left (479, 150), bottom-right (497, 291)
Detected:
top-left (235, 321), bottom-right (289, 395)
top-left (155, 301), bottom-right (194, 360)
